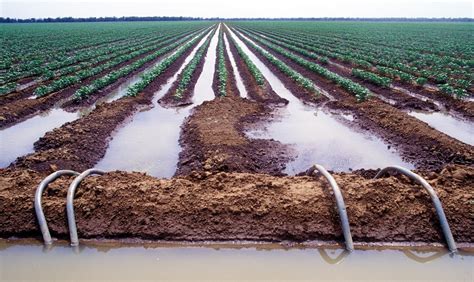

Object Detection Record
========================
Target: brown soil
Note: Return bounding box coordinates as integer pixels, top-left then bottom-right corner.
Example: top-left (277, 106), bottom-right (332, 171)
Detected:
top-left (224, 29), bottom-right (287, 105)
top-left (8, 38), bottom-right (204, 173)
top-left (1, 164), bottom-right (472, 244)
top-left (235, 29), bottom-right (474, 170)
top-left (0, 33), bottom-right (194, 129)
top-left (393, 81), bottom-right (474, 121)
top-left (177, 96), bottom-right (291, 176)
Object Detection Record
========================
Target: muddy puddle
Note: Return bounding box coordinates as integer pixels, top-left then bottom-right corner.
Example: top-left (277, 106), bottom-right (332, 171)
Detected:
top-left (228, 28), bottom-right (413, 174)
top-left (408, 111), bottom-right (474, 146)
top-left (95, 27), bottom-right (220, 178)
top-left (1, 240), bottom-right (472, 281)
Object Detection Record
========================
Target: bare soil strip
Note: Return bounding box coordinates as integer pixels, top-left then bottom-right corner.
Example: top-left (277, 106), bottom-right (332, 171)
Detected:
top-left (8, 37), bottom-right (204, 173)
top-left (234, 29), bottom-right (474, 170)
top-left (177, 95), bottom-right (291, 176)
top-left (224, 28), bottom-right (286, 104)
top-left (0, 32), bottom-right (196, 129)
top-left (1, 165), bottom-right (472, 244)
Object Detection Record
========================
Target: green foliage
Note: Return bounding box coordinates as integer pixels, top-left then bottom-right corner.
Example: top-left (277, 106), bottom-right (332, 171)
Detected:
top-left (227, 32), bottom-right (265, 86)
top-left (352, 69), bottom-right (392, 88)
top-left (216, 30), bottom-right (228, 97)
top-left (127, 28), bottom-right (214, 97)
top-left (174, 28), bottom-right (216, 99)
top-left (0, 82), bottom-right (18, 96)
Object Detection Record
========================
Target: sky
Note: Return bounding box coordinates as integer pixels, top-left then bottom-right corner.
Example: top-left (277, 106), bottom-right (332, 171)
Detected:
top-left (1, 0), bottom-right (473, 19)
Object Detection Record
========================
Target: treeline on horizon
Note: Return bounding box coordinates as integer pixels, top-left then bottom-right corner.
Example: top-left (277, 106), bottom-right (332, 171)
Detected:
top-left (1, 16), bottom-right (473, 23)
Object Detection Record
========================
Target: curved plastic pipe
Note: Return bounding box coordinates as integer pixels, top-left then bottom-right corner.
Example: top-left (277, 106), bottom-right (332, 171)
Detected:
top-left (374, 165), bottom-right (457, 253)
top-left (35, 170), bottom-right (79, 245)
top-left (310, 164), bottom-right (354, 252)
top-left (66, 169), bottom-right (105, 246)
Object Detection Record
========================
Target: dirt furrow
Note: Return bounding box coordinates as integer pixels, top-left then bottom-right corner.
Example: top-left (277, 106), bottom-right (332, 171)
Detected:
top-left (0, 165), bottom-right (472, 244)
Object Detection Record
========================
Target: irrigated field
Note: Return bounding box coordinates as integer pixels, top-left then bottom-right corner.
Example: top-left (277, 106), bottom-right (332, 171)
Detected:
top-left (0, 21), bottom-right (473, 251)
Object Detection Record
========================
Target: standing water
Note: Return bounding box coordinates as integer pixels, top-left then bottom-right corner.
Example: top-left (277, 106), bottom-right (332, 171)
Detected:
top-left (408, 111), bottom-right (474, 146)
top-left (0, 240), bottom-right (472, 281)
top-left (95, 26), bottom-right (220, 178)
top-left (228, 27), bottom-right (413, 174)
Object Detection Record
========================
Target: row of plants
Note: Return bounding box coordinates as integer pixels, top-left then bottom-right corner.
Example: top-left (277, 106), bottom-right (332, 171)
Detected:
top-left (238, 26), bottom-right (472, 97)
top-left (126, 28), bottom-right (214, 97)
top-left (352, 69), bottom-right (392, 88)
top-left (240, 24), bottom-right (473, 84)
top-left (215, 29), bottom-right (228, 97)
top-left (237, 29), bottom-right (370, 101)
top-left (226, 30), bottom-right (265, 86)
top-left (235, 31), bottom-right (318, 95)
top-left (74, 30), bottom-right (210, 100)
top-left (33, 30), bottom-right (201, 98)
top-left (2, 29), bottom-right (198, 85)
top-left (173, 29), bottom-right (217, 99)
top-left (0, 82), bottom-right (18, 96)
top-left (1, 22), bottom-right (211, 84)
top-left (0, 32), bottom-right (192, 96)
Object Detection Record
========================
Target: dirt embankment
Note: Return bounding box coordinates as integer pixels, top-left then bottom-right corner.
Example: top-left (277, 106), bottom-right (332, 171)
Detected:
top-left (0, 164), bottom-right (472, 244)
top-left (9, 37), bottom-right (204, 174)
top-left (234, 28), bottom-right (474, 170)
top-left (0, 33), bottom-right (195, 129)
top-left (177, 95), bottom-right (291, 176)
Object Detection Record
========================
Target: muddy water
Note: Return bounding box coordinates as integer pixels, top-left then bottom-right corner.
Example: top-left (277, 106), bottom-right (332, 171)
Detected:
top-left (408, 111), bottom-right (474, 146)
top-left (228, 27), bottom-right (413, 174)
top-left (1, 241), bottom-right (472, 281)
top-left (95, 27), bottom-right (220, 178)
top-left (223, 34), bottom-right (248, 98)
top-left (0, 109), bottom-right (77, 167)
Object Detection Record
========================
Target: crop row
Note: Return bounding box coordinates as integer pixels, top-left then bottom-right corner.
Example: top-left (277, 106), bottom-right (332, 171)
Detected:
top-left (0, 31), bottom-right (196, 97)
top-left (1, 22), bottom-right (210, 71)
top-left (2, 29), bottom-right (200, 86)
top-left (126, 28), bottom-right (215, 97)
top-left (215, 28), bottom-right (228, 97)
top-left (231, 29), bottom-right (319, 96)
top-left (172, 28), bottom-right (217, 99)
top-left (235, 28), bottom-right (371, 101)
top-left (225, 30), bottom-right (265, 87)
top-left (33, 30), bottom-right (200, 98)
top-left (239, 23), bottom-right (473, 82)
top-left (74, 30), bottom-right (210, 100)
top-left (237, 25), bottom-right (471, 98)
